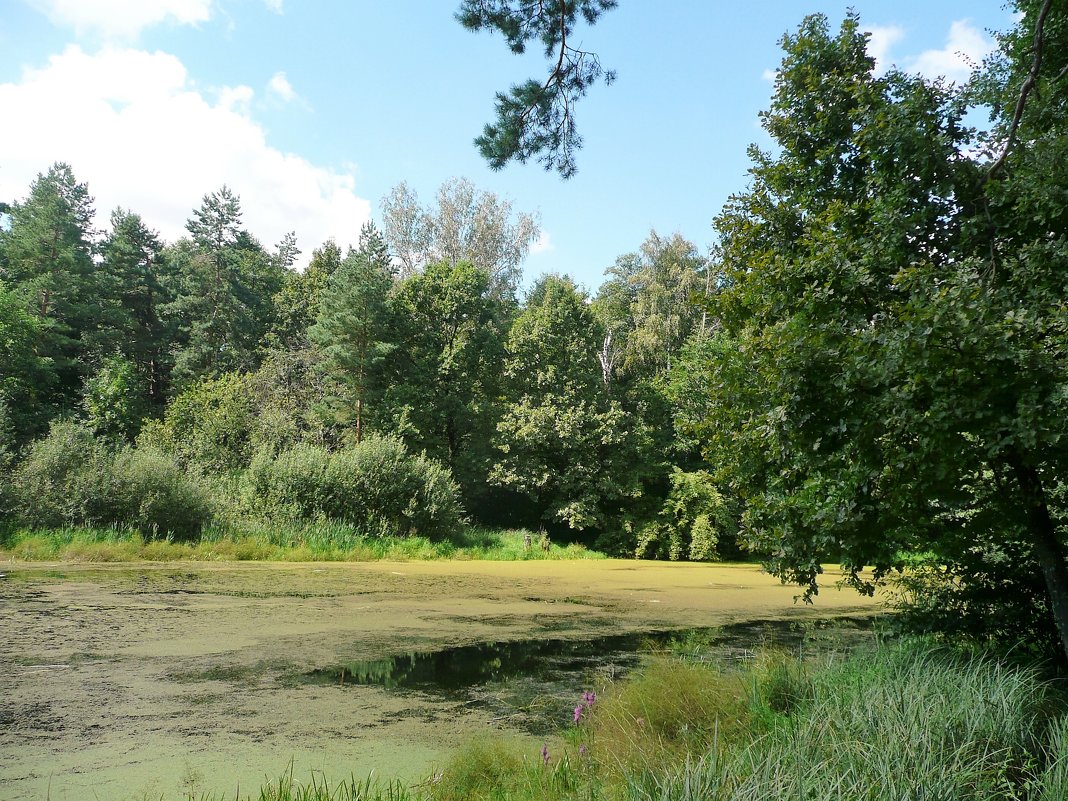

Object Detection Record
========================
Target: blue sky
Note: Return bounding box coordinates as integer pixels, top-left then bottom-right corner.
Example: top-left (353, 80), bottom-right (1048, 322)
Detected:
top-left (1, 1), bottom-right (1014, 291)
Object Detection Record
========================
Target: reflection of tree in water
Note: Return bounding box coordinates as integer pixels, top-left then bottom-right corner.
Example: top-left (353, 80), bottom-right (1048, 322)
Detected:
top-left (309, 621), bottom-right (869, 694)
top-left (320, 639), bottom-right (594, 692)
top-left (303, 621), bottom-right (872, 735)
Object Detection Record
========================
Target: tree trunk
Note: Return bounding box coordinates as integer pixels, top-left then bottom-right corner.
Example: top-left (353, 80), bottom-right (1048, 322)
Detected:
top-left (1009, 451), bottom-right (1068, 663)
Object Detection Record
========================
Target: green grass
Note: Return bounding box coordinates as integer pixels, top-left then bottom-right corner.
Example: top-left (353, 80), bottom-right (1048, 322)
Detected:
top-left (628, 641), bottom-right (1065, 801)
top-left (187, 767), bottom-right (416, 800)
top-left (0, 523), bottom-right (606, 563)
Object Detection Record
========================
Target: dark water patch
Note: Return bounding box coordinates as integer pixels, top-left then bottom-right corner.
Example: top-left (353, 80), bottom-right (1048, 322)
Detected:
top-left (303, 616), bottom-right (874, 695)
top-left (303, 632), bottom-right (659, 693)
top-left (298, 617), bottom-right (878, 735)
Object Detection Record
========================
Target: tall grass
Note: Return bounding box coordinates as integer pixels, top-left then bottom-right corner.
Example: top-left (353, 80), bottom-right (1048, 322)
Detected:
top-left (0, 524), bottom-right (605, 563)
top-left (188, 768), bottom-right (414, 801)
top-left (629, 642), bottom-right (1061, 801)
top-left (412, 640), bottom-right (1068, 801)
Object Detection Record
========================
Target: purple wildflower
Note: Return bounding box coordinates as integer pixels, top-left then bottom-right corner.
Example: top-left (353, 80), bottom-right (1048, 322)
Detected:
top-left (582, 691), bottom-right (596, 709)
top-left (541, 744), bottom-right (550, 764)
top-left (573, 705), bottom-right (584, 723)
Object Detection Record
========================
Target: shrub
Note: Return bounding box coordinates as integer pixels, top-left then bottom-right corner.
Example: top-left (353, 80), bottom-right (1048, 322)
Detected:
top-left (247, 435), bottom-right (463, 538)
top-left (83, 355), bottom-right (149, 443)
top-left (12, 419), bottom-right (112, 528)
top-left (109, 446), bottom-right (212, 540)
top-left (141, 372), bottom-right (256, 473)
top-left (633, 470), bottom-right (731, 561)
top-left (890, 543), bottom-right (1060, 660)
top-left (246, 443), bottom-right (331, 518)
top-left (0, 398), bottom-right (15, 523)
top-left (12, 421), bottom-right (210, 539)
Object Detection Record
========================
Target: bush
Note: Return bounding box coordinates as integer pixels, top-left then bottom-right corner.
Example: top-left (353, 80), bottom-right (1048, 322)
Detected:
top-left (890, 544), bottom-right (1060, 661)
top-left (247, 435), bottom-right (463, 538)
top-left (109, 447), bottom-right (212, 540)
top-left (246, 442), bottom-right (331, 518)
top-left (0, 398), bottom-right (16, 523)
top-left (12, 420), bottom-right (211, 539)
top-left (12, 420), bottom-right (112, 528)
top-left (633, 470), bottom-right (732, 561)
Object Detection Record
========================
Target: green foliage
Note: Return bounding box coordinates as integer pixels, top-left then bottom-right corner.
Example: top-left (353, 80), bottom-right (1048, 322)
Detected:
top-left (635, 469), bottom-right (730, 561)
top-left (0, 284), bottom-right (54, 439)
top-left (310, 236), bottom-right (394, 443)
top-left (11, 419), bottom-right (112, 529)
top-left (246, 436), bottom-right (463, 538)
top-left (144, 372), bottom-right (257, 472)
top-left (0, 163), bottom-right (115, 415)
top-left (269, 239), bottom-right (343, 348)
top-left (385, 260), bottom-right (508, 512)
top-left (107, 445), bottom-right (212, 540)
top-left (380, 178), bottom-right (539, 295)
top-left (165, 186), bottom-right (285, 384)
top-left (0, 399), bottom-right (16, 522)
top-left (246, 442), bottom-right (331, 518)
top-left (675, 6), bottom-right (1068, 663)
top-left (457, 1), bottom-right (618, 178)
top-left (100, 208), bottom-right (174, 405)
top-left (594, 231), bottom-right (708, 382)
top-left (83, 354), bottom-right (149, 442)
top-left (492, 275), bottom-right (642, 531)
top-left (890, 543), bottom-right (1059, 659)
top-left (11, 419), bottom-right (210, 538)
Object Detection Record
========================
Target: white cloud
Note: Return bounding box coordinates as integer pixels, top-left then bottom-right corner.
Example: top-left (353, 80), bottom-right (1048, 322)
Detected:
top-left (267, 71), bottom-right (297, 103)
top-left (761, 68), bottom-right (776, 83)
top-left (865, 24), bottom-right (905, 72)
top-left (530, 230), bottom-right (553, 255)
top-left (906, 19), bottom-right (994, 84)
top-left (25, 0), bottom-right (214, 39)
top-left (263, 0), bottom-right (283, 13)
top-left (0, 46), bottom-right (371, 267)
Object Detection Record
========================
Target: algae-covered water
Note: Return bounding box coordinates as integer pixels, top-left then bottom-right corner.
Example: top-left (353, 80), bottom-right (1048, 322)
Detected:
top-left (0, 560), bottom-right (881, 800)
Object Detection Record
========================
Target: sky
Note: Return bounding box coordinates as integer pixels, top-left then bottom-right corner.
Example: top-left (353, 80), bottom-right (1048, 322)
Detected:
top-left (0, 1), bottom-right (1016, 292)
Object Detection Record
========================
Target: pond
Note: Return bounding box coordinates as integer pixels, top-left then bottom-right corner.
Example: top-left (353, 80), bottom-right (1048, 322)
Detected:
top-left (0, 560), bottom-right (881, 800)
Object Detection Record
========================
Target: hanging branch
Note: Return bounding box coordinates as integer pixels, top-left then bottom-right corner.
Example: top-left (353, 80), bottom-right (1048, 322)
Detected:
top-left (457, 1), bottom-right (618, 178)
top-left (987, 0), bottom-right (1055, 180)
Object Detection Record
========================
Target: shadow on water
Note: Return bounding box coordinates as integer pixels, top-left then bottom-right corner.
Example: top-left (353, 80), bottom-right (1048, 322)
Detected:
top-left (301, 617), bottom-right (875, 733)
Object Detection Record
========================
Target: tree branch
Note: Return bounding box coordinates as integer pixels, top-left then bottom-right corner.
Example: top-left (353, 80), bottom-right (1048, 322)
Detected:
top-left (987, 0), bottom-right (1055, 180)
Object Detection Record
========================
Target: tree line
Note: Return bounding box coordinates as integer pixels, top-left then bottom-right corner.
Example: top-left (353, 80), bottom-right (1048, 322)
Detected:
top-left (0, 167), bottom-right (725, 559)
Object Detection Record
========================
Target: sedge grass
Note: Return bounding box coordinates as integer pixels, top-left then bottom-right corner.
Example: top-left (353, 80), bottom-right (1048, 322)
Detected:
top-left (188, 767), bottom-right (415, 801)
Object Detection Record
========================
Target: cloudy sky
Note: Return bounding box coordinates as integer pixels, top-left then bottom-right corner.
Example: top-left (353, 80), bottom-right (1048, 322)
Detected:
top-left (1, 1), bottom-right (1013, 287)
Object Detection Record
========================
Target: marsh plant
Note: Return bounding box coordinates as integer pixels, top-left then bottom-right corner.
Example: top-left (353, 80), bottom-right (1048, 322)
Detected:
top-left (419, 641), bottom-right (1068, 801)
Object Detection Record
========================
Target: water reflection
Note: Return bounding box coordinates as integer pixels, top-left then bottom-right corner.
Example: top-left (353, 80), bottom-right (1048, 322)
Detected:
top-left (304, 618), bottom-right (869, 694)
top-left (305, 631), bottom-right (662, 692)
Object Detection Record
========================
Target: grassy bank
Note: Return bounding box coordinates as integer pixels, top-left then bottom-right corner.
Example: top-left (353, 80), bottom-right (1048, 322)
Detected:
top-left (188, 638), bottom-right (1068, 801)
top-left (0, 524), bottom-right (604, 563)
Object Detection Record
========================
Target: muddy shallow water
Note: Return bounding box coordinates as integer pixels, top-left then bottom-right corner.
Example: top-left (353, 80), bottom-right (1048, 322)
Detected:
top-left (0, 560), bottom-right (881, 800)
